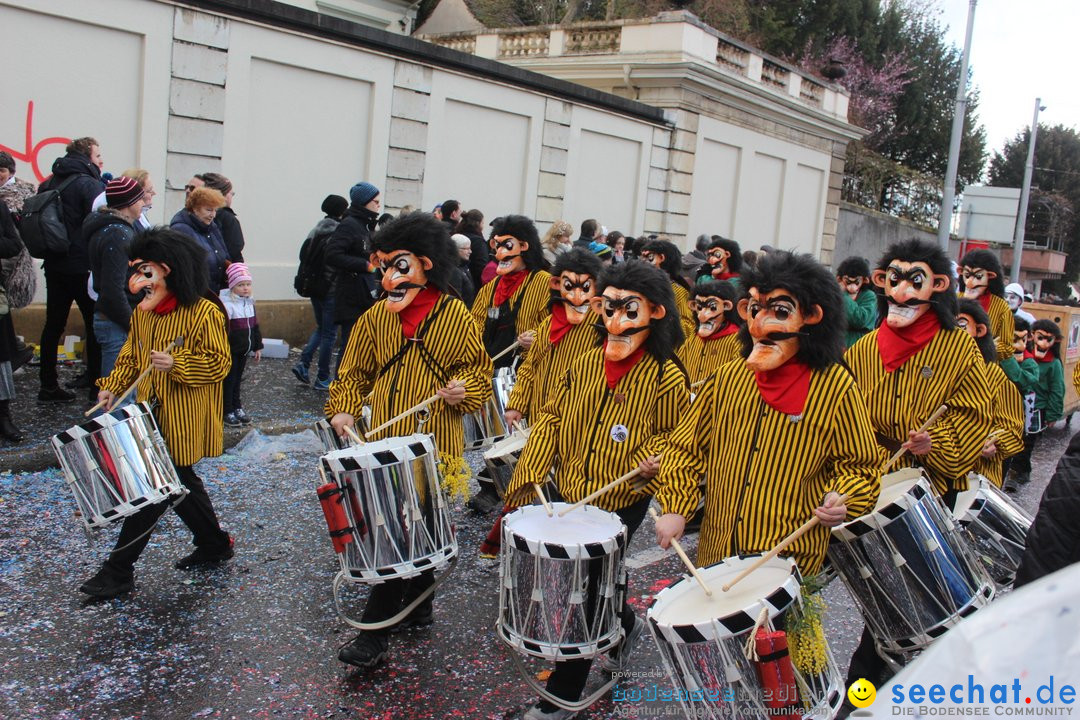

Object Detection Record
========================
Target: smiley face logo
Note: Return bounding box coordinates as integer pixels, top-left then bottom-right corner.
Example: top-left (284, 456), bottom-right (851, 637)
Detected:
top-left (847, 678), bottom-right (877, 708)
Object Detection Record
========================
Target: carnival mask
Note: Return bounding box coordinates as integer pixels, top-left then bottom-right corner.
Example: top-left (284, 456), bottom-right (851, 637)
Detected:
top-left (839, 275), bottom-right (864, 298)
top-left (738, 288), bottom-right (820, 372)
top-left (1014, 329), bottom-right (1030, 355)
top-left (706, 247), bottom-right (729, 277)
top-left (128, 259), bottom-right (171, 312)
top-left (374, 249), bottom-right (431, 313)
top-left (550, 271), bottom-right (597, 325)
top-left (960, 266), bottom-right (995, 299)
top-left (691, 294), bottom-right (731, 339)
top-left (956, 312), bottom-right (987, 342)
top-left (1006, 292), bottom-right (1022, 312)
top-left (590, 287), bottom-right (665, 361)
top-left (640, 251), bottom-right (665, 269)
top-left (872, 261), bottom-right (950, 328)
top-left (492, 234), bottom-right (528, 276)
top-left (1033, 329), bottom-right (1057, 360)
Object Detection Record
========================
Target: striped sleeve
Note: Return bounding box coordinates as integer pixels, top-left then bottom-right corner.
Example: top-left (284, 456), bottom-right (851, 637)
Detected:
top-left (169, 303), bottom-right (231, 386)
top-left (505, 368), bottom-right (566, 506)
top-left (326, 310), bottom-right (379, 419)
top-left (823, 380), bottom-right (883, 521)
top-left (517, 271), bottom-right (553, 335)
top-left (672, 282), bottom-right (695, 341)
top-left (654, 373), bottom-right (711, 520)
top-left (99, 314), bottom-right (140, 394)
top-left (507, 315), bottom-right (550, 415)
top-left (989, 295), bottom-right (1016, 362)
top-left (991, 365), bottom-right (1024, 459)
top-left (923, 353), bottom-right (992, 483)
top-left (447, 300), bottom-right (495, 415)
top-left (470, 279), bottom-right (495, 331)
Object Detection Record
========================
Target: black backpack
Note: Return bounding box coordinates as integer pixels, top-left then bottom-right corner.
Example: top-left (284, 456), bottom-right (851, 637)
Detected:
top-left (294, 231), bottom-right (330, 299)
top-left (18, 175), bottom-right (79, 259)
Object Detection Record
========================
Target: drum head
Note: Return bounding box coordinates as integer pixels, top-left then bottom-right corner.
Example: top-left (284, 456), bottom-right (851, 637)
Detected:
top-left (505, 504), bottom-right (624, 557)
top-left (951, 473), bottom-right (984, 518)
top-left (648, 555), bottom-right (801, 641)
top-left (483, 429), bottom-right (529, 460)
top-left (833, 473), bottom-right (933, 540)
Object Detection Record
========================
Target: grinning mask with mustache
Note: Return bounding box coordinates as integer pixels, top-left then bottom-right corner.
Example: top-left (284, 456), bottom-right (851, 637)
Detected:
top-left (373, 249), bottom-right (432, 313)
top-left (550, 270), bottom-right (597, 325)
top-left (692, 294), bottom-right (732, 339)
top-left (1033, 327), bottom-right (1058, 360)
top-left (591, 288), bottom-right (665, 361)
top-left (738, 288), bottom-right (821, 371)
top-left (706, 246), bottom-right (730, 277)
top-left (492, 234), bottom-right (528, 276)
top-left (128, 259), bottom-right (171, 312)
top-left (872, 261), bottom-right (950, 329)
top-left (960, 265), bottom-right (996, 300)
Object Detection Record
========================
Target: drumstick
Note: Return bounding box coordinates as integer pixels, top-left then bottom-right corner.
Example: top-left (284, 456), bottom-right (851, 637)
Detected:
top-left (648, 507), bottom-right (712, 597)
top-left (86, 337), bottom-right (183, 416)
top-left (491, 333), bottom-right (533, 364)
top-left (880, 404), bottom-right (948, 474)
top-left (342, 424), bottom-right (365, 445)
top-left (366, 379), bottom-right (463, 436)
top-left (690, 377), bottom-right (711, 389)
top-left (533, 483), bottom-right (553, 517)
top-left (721, 493), bottom-right (850, 593)
top-left (557, 463), bottom-right (651, 517)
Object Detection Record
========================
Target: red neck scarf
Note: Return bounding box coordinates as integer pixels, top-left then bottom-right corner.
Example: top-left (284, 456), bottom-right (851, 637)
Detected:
top-left (151, 293), bottom-right (178, 316)
top-left (604, 345), bottom-right (647, 389)
top-left (714, 271), bottom-right (739, 281)
top-left (702, 322), bottom-right (739, 341)
top-left (754, 360), bottom-right (812, 416)
top-left (1036, 351), bottom-right (1056, 364)
top-left (398, 286), bottom-right (441, 339)
top-left (1023, 350), bottom-right (1035, 362)
top-left (876, 310), bottom-right (940, 372)
top-left (549, 303), bottom-right (573, 346)
top-left (493, 271), bottom-right (528, 307)
top-left (977, 292), bottom-right (992, 312)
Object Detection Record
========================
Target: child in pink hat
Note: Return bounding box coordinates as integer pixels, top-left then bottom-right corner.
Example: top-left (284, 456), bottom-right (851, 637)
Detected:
top-left (220, 262), bottom-right (263, 426)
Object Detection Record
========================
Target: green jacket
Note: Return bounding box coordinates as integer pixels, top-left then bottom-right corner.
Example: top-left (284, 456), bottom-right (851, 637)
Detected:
top-left (1033, 357), bottom-right (1065, 424)
top-left (1000, 355), bottom-right (1039, 393)
top-left (843, 289), bottom-right (878, 348)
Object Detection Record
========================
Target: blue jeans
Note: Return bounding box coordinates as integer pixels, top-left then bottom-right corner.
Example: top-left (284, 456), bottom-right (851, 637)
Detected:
top-left (93, 314), bottom-right (133, 411)
top-left (299, 295), bottom-right (337, 382)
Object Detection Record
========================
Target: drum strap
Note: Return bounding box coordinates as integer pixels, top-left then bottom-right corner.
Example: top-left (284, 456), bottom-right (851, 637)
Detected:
top-left (376, 299), bottom-right (453, 386)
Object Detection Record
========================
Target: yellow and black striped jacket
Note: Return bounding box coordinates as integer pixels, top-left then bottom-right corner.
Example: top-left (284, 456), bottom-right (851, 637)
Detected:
top-left (655, 362), bottom-right (882, 576)
top-left (986, 294), bottom-right (1016, 363)
top-left (470, 271), bottom-right (553, 343)
top-left (677, 330), bottom-right (742, 387)
top-left (506, 348), bottom-right (691, 513)
top-left (672, 282), bottom-right (696, 342)
top-left (506, 313), bottom-right (599, 421)
top-left (975, 361), bottom-right (1025, 487)
top-left (844, 327), bottom-right (992, 496)
top-left (98, 298), bottom-right (230, 466)
top-left (1072, 357), bottom-right (1080, 397)
top-left (327, 294), bottom-right (494, 458)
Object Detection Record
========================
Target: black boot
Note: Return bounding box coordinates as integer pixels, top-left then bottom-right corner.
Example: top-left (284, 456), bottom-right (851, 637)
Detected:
top-left (0, 400), bottom-right (24, 443)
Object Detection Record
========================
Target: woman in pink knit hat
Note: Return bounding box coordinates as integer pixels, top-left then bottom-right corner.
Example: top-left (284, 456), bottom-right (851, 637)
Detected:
top-left (220, 261), bottom-right (263, 426)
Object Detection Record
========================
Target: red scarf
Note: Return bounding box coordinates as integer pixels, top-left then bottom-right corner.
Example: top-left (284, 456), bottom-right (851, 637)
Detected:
top-left (493, 271), bottom-right (528, 307)
top-left (1023, 350), bottom-right (1036, 362)
top-left (549, 303), bottom-right (572, 346)
top-left (703, 322), bottom-right (739, 341)
top-left (604, 345), bottom-right (647, 389)
top-left (754, 360), bottom-right (812, 416)
top-left (1036, 351), bottom-right (1056, 364)
top-left (714, 271), bottom-right (739, 281)
top-left (876, 310), bottom-right (940, 372)
top-left (399, 286), bottom-right (441, 339)
top-left (977, 292), bottom-right (992, 312)
top-left (151, 293), bottom-right (178, 316)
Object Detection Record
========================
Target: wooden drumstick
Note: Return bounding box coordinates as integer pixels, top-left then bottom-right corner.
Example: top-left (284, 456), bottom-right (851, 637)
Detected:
top-left (721, 493), bottom-right (850, 593)
top-left (690, 377), bottom-right (711, 389)
top-left (880, 404), bottom-right (948, 474)
top-left (87, 337), bottom-right (183, 416)
top-left (490, 339), bottom-right (522, 364)
top-left (649, 507), bottom-right (712, 597)
top-left (533, 483), bottom-right (553, 517)
top-left (342, 424), bottom-right (365, 445)
top-left (557, 461), bottom-right (654, 517)
top-left (366, 379), bottom-right (463, 436)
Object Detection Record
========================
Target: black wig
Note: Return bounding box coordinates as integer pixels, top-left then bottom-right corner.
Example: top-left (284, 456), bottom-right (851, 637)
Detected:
top-left (708, 236), bottom-right (742, 274)
top-left (737, 251), bottom-right (846, 370)
top-left (642, 239), bottom-right (691, 290)
top-left (129, 227), bottom-right (208, 307)
top-left (371, 211), bottom-right (458, 293)
top-left (957, 299), bottom-right (996, 363)
top-left (552, 247), bottom-right (603, 281)
top-left (491, 214), bottom-right (546, 272)
top-left (596, 260), bottom-right (683, 362)
top-left (959, 249), bottom-right (1006, 298)
top-left (836, 256), bottom-right (871, 279)
top-left (692, 280), bottom-right (742, 328)
top-left (876, 238), bottom-right (957, 330)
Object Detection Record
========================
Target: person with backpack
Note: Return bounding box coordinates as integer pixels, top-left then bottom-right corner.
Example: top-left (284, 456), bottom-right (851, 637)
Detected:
top-left (292, 194), bottom-right (347, 390)
top-left (33, 137), bottom-right (106, 403)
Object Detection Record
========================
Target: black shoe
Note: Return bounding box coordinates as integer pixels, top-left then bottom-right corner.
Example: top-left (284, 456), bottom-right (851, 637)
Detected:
top-left (466, 484), bottom-right (502, 515)
top-left (390, 600), bottom-right (434, 633)
top-left (38, 386), bottom-right (76, 403)
top-left (0, 413), bottom-right (25, 443)
top-left (338, 632), bottom-right (388, 668)
top-left (235, 409), bottom-right (253, 425)
top-left (175, 536), bottom-right (234, 569)
top-left (66, 371), bottom-right (91, 389)
top-left (79, 567), bottom-right (133, 599)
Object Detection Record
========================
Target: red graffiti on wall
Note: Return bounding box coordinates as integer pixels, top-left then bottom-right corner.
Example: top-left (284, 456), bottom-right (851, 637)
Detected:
top-left (0, 101), bottom-right (71, 184)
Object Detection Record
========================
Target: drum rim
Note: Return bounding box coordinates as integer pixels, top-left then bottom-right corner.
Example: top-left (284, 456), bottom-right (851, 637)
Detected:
top-left (320, 432), bottom-right (436, 471)
top-left (503, 503), bottom-right (627, 557)
top-left (50, 401), bottom-right (158, 446)
top-left (832, 475), bottom-right (935, 540)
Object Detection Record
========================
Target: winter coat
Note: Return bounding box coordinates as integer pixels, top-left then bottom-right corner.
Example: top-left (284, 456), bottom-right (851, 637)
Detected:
top-left (85, 209), bottom-right (138, 330)
top-left (170, 209), bottom-right (231, 293)
top-left (452, 261), bottom-right (475, 307)
top-left (304, 215), bottom-right (341, 295)
top-left (214, 206), bottom-right (245, 262)
top-left (843, 288), bottom-right (878, 347)
top-left (324, 205), bottom-right (380, 324)
top-left (1014, 431), bottom-right (1080, 587)
top-left (219, 289), bottom-right (264, 357)
top-left (1031, 357), bottom-right (1065, 425)
top-left (37, 152), bottom-right (105, 274)
top-left (462, 230), bottom-right (489, 289)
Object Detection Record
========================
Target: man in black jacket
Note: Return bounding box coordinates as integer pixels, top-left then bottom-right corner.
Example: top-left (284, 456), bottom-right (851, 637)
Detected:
top-left (36, 137), bottom-right (106, 402)
top-left (1014, 429), bottom-right (1080, 586)
top-left (324, 182), bottom-right (381, 370)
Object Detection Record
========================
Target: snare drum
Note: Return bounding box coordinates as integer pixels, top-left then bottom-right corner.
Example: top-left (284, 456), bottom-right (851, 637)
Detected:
top-left (952, 473), bottom-right (1032, 588)
top-left (465, 366), bottom-right (515, 449)
top-left (317, 434), bottom-right (457, 584)
top-left (314, 408), bottom-right (371, 453)
top-left (828, 472), bottom-right (994, 654)
top-left (51, 402), bottom-right (186, 530)
top-left (480, 428), bottom-right (530, 498)
top-left (498, 503), bottom-right (627, 660)
top-left (647, 555), bottom-right (843, 720)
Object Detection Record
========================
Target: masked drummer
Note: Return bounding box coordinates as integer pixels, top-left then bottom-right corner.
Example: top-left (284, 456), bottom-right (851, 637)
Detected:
top-left (654, 250), bottom-right (881, 579)
top-left (676, 280), bottom-right (743, 387)
top-left (639, 238), bottom-right (696, 340)
top-left (503, 260), bottom-right (690, 720)
top-left (80, 228), bottom-right (233, 599)
top-left (327, 212), bottom-right (493, 669)
top-left (958, 249), bottom-right (1016, 364)
top-left (476, 248), bottom-right (604, 558)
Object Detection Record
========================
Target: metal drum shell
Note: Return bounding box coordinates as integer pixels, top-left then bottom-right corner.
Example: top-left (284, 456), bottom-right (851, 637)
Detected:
top-left (952, 473), bottom-right (1033, 589)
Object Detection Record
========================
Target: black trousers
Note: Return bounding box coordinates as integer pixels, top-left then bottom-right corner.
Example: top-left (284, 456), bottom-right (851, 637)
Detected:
top-left (39, 269), bottom-right (99, 388)
top-left (104, 465), bottom-right (230, 577)
top-left (223, 352), bottom-right (247, 414)
top-left (360, 570), bottom-right (435, 628)
top-left (543, 494), bottom-right (652, 705)
top-left (1010, 432), bottom-right (1041, 477)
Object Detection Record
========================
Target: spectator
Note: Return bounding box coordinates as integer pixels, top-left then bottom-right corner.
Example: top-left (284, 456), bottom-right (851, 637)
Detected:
top-left (293, 194), bottom-right (347, 390)
top-left (835, 256), bottom-right (877, 348)
top-left (0, 202), bottom-right (24, 441)
top-left (455, 208), bottom-right (489, 288)
top-left (171, 187), bottom-right (230, 293)
top-left (1005, 282), bottom-right (1036, 325)
top-left (607, 231), bottom-right (626, 263)
top-left (397, 205), bottom-right (416, 217)
top-left (451, 233), bottom-right (476, 306)
top-left (377, 212), bottom-right (394, 229)
top-left (325, 182), bottom-right (381, 368)
top-left (595, 225), bottom-right (609, 247)
top-left (741, 250), bottom-right (759, 270)
top-left (0, 150), bottom-right (36, 211)
top-left (200, 173), bottom-right (244, 262)
top-left (36, 137), bottom-right (106, 403)
top-left (573, 218), bottom-right (598, 248)
top-left (220, 262), bottom-right (262, 426)
top-left (441, 199), bottom-right (461, 230)
top-left (540, 220), bottom-right (573, 265)
top-left (432, 204), bottom-right (442, 220)
top-left (588, 240), bottom-right (613, 266)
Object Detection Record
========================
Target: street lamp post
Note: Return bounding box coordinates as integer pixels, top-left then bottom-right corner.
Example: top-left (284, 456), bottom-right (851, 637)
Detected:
top-left (1010, 98), bottom-right (1045, 285)
top-left (937, 0), bottom-right (977, 251)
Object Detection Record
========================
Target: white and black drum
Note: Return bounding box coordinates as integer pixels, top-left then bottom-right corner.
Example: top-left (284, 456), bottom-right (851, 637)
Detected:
top-left (952, 473), bottom-right (1032, 588)
top-left (313, 408), bottom-right (371, 454)
top-left (828, 470), bottom-right (994, 654)
top-left (51, 402), bottom-right (186, 530)
top-left (465, 366), bottom-right (516, 450)
top-left (480, 428), bottom-right (530, 498)
top-left (316, 434), bottom-right (457, 586)
top-left (647, 555), bottom-right (843, 720)
top-left (498, 503), bottom-right (627, 660)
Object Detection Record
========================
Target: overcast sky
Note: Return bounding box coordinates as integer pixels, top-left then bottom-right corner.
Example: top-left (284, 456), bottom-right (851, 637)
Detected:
top-left (937, 0), bottom-right (1080, 161)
